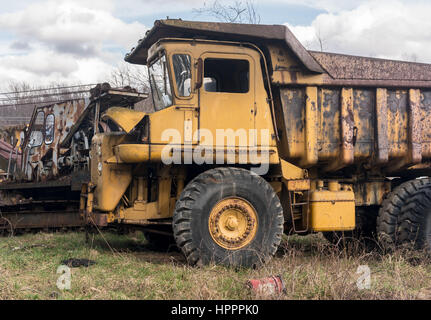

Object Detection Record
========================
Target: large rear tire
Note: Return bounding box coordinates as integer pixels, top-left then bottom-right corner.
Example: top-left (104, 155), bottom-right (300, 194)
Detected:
top-left (397, 184), bottom-right (431, 252)
top-left (377, 178), bottom-right (431, 251)
top-left (172, 167), bottom-right (284, 268)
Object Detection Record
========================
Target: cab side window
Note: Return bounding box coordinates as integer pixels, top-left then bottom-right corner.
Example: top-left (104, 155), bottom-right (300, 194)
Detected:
top-left (204, 58), bottom-right (249, 93)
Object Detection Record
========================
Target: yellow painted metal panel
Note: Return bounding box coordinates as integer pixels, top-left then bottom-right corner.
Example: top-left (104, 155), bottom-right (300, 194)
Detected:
top-left (280, 159), bottom-right (306, 180)
top-left (309, 189), bottom-right (355, 232)
top-left (302, 86), bottom-right (318, 167)
top-left (409, 89), bottom-right (422, 164)
top-left (91, 133), bottom-right (133, 212)
top-left (310, 201), bottom-right (355, 232)
top-left (102, 107), bottom-right (146, 133)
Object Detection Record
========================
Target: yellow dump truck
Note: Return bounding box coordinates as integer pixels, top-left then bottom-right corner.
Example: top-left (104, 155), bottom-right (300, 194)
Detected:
top-left (85, 20), bottom-right (431, 267)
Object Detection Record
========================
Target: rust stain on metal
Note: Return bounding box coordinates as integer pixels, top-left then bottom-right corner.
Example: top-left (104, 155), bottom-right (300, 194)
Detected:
top-left (409, 89), bottom-right (422, 164)
top-left (289, 70), bottom-right (298, 83)
top-left (375, 88), bottom-right (389, 164)
top-left (287, 179), bottom-right (310, 191)
top-left (341, 88), bottom-right (355, 165)
top-left (310, 51), bottom-right (431, 83)
top-left (24, 99), bottom-right (87, 181)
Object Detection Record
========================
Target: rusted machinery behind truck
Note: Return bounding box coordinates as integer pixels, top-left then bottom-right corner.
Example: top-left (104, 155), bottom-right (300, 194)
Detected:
top-left (76, 19), bottom-right (431, 267)
top-left (0, 84), bottom-right (147, 232)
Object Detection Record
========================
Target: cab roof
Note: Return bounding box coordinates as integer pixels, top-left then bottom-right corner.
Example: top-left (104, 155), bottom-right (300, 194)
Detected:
top-left (124, 19), bottom-right (324, 73)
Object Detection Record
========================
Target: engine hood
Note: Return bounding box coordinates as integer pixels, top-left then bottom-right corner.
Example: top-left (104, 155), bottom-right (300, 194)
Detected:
top-left (102, 107), bottom-right (147, 133)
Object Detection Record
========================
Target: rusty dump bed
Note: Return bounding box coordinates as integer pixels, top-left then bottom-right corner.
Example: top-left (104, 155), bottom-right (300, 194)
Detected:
top-left (274, 52), bottom-right (431, 175)
top-left (310, 51), bottom-right (431, 87)
top-left (276, 86), bottom-right (431, 174)
top-left (277, 52), bottom-right (431, 174)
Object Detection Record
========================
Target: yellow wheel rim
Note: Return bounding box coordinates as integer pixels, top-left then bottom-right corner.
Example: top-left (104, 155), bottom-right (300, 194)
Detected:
top-left (208, 197), bottom-right (258, 250)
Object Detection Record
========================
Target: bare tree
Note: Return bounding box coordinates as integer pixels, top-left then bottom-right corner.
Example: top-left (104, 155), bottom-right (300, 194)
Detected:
top-left (109, 62), bottom-right (153, 112)
top-left (0, 82), bottom-right (94, 127)
top-left (193, 0), bottom-right (261, 24)
top-left (109, 62), bottom-right (150, 93)
top-left (315, 26), bottom-right (327, 52)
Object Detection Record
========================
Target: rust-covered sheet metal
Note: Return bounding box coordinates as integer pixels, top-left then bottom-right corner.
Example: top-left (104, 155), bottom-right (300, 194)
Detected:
top-left (25, 99), bottom-right (87, 177)
top-left (0, 206), bottom-right (83, 230)
top-left (310, 51), bottom-right (431, 88)
top-left (21, 86), bottom-right (147, 181)
top-left (60, 87), bottom-right (147, 148)
top-left (0, 140), bottom-right (21, 166)
top-left (277, 86), bottom-right (431, 174)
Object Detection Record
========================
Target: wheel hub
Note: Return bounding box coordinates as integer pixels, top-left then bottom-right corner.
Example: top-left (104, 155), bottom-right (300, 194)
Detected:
top-left (225, 216), bottom-right (239, 231)
top-left (208, 197), bottom-right (258, 250)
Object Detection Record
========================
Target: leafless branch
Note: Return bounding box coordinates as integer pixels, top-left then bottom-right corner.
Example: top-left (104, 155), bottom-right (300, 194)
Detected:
top-left (315, 27), bottom-right (326, 52)
top-left (109, 62), bottom-right (150, 94)
top-left (193, 0), bottom-right (261, 24)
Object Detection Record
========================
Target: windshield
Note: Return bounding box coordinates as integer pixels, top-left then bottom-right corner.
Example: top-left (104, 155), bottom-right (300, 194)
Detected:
top-left (148, 53), bottom-right (172, 111)
top-left (172, 54), bottom-right (192, 97)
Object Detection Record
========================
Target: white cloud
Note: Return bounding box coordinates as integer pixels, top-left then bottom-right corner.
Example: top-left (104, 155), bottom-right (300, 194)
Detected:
top-left (0, 49), bottom-right (78, 76)
top-left (2, 0), bottom-right (431, 90)
top-left (286, 0), bottom-right (431, 62)
top-left (264, 0), bottom-right (363, 12)
top-left (0, 0), bottom-right (147, 55)
top-left (0, 0), bottom-right (148, 88)
top-left (111, 0), bottom-right (204, 17)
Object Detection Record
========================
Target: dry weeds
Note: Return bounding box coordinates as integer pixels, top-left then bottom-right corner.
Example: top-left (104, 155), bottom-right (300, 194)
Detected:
top-left (0, 231), bottom-right (429, 300)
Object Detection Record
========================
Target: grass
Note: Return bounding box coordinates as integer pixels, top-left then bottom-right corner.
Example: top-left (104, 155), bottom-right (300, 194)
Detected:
top-left (0, 230), bottom-right (430, 300)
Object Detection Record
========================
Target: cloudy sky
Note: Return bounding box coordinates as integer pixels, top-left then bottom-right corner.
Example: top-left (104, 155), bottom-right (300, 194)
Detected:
top-left (0, 0), bottom-right (430, 90)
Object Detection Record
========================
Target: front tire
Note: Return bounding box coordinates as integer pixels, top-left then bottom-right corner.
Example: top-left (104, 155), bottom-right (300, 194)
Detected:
top-left (172, 167), bottom-right (284, 268)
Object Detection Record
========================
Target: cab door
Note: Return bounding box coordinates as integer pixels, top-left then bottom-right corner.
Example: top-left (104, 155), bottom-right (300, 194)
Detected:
top-left (198, 53), bottom-right (256, 148)
top-left (149, 52), bottom-right (199, 146)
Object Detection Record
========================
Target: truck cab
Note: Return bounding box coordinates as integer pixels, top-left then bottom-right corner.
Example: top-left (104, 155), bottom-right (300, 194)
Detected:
top-left (105, 38), bottom-right (279, 163)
